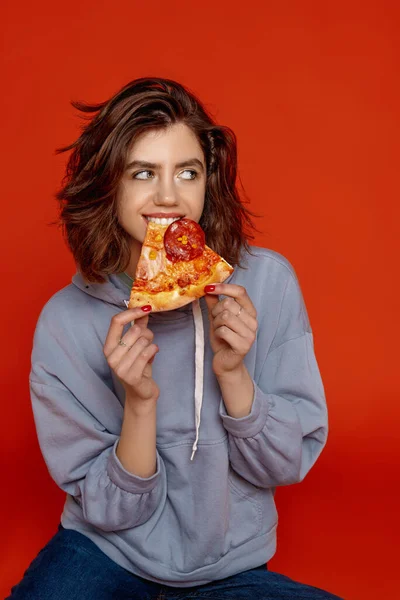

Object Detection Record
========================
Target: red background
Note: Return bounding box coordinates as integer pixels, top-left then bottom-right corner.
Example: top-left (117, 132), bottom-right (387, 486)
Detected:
top-left (1, 1), bottom-right (399, 598)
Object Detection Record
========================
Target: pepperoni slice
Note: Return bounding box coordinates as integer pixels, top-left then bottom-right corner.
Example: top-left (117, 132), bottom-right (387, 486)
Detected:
top-left (164, 218), bottom-right (205, 263)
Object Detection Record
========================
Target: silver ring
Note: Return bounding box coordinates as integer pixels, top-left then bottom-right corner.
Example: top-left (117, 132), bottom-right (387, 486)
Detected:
top-left (236, 306), bottom-right (243, 317)
top-left (118, 339), bottom-right (128, 347)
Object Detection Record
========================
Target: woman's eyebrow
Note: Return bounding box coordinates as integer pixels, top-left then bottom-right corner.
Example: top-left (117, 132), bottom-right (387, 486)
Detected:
top-left (125, 158), bottom-right (205, 172)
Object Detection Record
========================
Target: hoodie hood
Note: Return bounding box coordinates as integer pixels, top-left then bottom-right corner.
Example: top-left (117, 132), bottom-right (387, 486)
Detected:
top-left (72, 273), bottom-right (128, 308)
top-left (71, 269), bottom-right (235, 460)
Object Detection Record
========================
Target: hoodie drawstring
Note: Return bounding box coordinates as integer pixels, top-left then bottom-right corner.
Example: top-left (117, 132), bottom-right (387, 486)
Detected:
top-left (190, 298), bottom-right (204, 461)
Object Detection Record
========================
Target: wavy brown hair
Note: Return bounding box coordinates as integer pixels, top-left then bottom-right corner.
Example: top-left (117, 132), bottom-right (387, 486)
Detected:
top-left (53, 77), bottom-right (260, 283)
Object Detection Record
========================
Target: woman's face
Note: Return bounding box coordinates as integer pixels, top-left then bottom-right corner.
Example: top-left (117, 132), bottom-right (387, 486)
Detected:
top-left (117, 123), bottom-right (207, 263)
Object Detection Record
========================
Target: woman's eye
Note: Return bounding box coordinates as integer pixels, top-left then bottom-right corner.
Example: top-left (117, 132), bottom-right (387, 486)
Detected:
top-left (180, 170), bottom-right (197, 180)
top-left (132, 169), bottom-right (198, 180)
top-left (133, 170), bottom-right (153, 180)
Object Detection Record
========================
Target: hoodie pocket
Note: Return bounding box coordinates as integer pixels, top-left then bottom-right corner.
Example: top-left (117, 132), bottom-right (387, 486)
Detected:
top-left (225, 470), bottom-right (263, 551)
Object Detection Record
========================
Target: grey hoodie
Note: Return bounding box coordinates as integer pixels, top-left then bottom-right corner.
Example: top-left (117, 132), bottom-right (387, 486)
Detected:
top-left (29, 245), bottom-right (328, 588)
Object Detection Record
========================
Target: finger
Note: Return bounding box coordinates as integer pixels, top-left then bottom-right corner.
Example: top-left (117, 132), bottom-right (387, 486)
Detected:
top-left (105, 328), bottom-right (153, 366)
top-left (108, 324), bottom-right (154, 365)
top-left (204, 284), bottom-right (256, 318)
top-left (212, 310), bottom-right (256, 339)
top-left (103, 307), bottom-right (151, 357)
top-left (210, 298), bottom-right (258, 333)
top-left (113, 336), bottom-right (155, 377)
top-left (104, 321), bottom-right (153, 361)
top-left (106, 333), bottom-right (150, 371)
top-left (204, 293), bottom-right (219, 314)
top-left (214, 326), bottom-right (249, 355)
top-left (122, 343), bottom-right (159, 384)
top-left (131, 312), bottom-right (150, 331)
top-left (123, 324), bottom-right (154, 345)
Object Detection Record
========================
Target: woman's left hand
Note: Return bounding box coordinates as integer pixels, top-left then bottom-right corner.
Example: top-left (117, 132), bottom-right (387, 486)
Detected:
top-left (204, 284), bottom-right (258, 377)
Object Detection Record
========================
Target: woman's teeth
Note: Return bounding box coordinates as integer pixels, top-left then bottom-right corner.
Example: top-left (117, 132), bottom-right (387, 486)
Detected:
top-left (145, 216), bottom-right (182, 225)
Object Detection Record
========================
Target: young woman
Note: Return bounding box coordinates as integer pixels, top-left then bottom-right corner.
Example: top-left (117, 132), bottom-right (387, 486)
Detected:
top-left (8, 77), bottom-right (342, 599)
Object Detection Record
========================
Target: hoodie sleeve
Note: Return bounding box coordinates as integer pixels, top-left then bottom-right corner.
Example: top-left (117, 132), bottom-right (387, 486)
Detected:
top-left (29, 379), bottom-right (165, 532)
top-left (218, 270), bottom-right (328, 488)
top-left (29, 297), bottom-right (166, 533)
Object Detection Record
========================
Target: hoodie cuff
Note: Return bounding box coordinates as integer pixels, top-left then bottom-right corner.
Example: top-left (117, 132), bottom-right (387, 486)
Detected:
top-left (219, 380), bottom-right (270, 438)
top-left (107, 439), bottom-right (161, 494)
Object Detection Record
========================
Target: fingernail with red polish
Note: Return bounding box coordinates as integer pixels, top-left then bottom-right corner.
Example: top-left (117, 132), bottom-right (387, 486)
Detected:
top-left (204, 285), bottom-right (215, 293)
top-left (141, 305), bottom-right (152, 312)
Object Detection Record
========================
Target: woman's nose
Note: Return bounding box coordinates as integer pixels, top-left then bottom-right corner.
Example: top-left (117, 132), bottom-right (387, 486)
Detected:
top-left (154, 178), bottom-right (179, 205)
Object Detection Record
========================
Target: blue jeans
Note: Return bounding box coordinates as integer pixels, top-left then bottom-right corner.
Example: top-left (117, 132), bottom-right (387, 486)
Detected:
top-left (7, 524), bottom-right (343, 599)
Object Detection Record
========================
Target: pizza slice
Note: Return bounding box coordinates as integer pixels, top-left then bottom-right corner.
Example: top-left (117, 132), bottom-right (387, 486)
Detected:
top-left (128, 218), bottom-right (234, 312)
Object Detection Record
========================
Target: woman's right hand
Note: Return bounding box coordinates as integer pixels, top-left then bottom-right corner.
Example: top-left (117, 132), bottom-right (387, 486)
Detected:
top-left (103, 306), bottom-right (159, 407)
